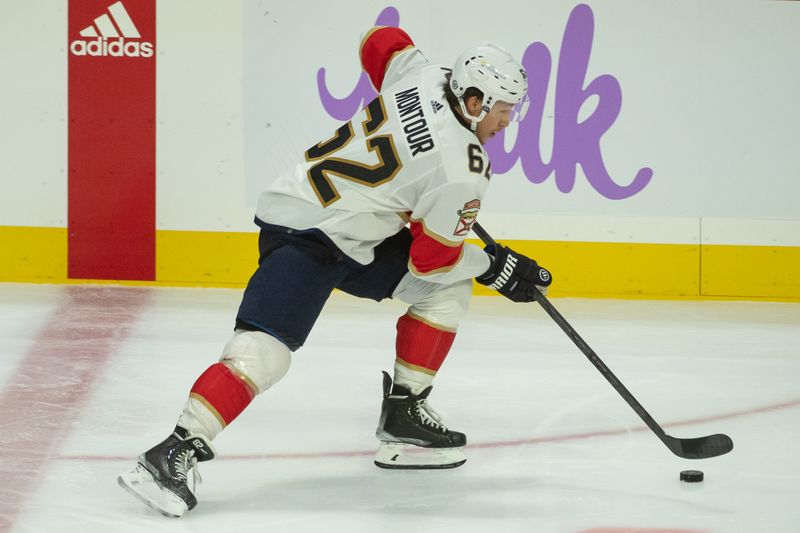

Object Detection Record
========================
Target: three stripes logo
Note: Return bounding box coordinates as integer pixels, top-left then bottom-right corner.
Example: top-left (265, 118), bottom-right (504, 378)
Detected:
top-left (70, 1), bottom-right (153, 58)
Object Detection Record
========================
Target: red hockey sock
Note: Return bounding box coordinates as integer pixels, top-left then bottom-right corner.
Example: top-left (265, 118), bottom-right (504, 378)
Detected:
top-left (189, 363), bottom-right (256, 427)
top-left (395, 313), bottom-right (456, 374)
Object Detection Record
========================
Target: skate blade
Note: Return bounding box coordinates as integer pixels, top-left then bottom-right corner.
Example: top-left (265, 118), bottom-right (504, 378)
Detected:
top-left (118, 464), bottom-right (188, 518)
top-left (374, 442), bottom-right (466, 470)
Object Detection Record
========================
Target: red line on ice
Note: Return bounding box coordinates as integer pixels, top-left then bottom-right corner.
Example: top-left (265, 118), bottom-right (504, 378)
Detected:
top-left (0, 287), bottom-right (148, 532)
top-left (57, 396), bottom-right (800, 463)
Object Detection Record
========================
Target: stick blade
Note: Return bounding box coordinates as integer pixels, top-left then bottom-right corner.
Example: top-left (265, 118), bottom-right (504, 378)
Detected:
top-left (665, 433), bottom-right (733, 459)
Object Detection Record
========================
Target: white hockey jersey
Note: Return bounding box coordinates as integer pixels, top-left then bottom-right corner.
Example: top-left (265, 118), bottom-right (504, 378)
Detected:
top-left (255, 26), bottom-right (492, 285)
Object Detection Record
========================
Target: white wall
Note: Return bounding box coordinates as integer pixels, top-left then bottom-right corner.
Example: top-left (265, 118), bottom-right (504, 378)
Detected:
top-left (0, 1), bottom-right (67, 228)
top-left (242, 0), bottom-right (800, 244)
top-left (156, 1), bottom-right (247, 232)
top-left (1, 0), bottom-right (798, 245)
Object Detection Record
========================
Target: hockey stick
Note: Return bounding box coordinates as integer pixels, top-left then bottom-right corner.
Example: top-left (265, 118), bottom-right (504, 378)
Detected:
top-left (471, 221), bottom-right (733, 460)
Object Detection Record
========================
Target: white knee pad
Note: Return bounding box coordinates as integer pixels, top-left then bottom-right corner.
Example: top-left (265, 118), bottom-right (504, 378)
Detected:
top-left (392, 274), bottom-right (472, 329)
top-left (219, 330), bottom-right (291, 394)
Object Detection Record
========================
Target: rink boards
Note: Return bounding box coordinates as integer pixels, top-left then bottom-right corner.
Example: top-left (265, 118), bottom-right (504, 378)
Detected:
top-left (1, 224), bottom-right (798, 300)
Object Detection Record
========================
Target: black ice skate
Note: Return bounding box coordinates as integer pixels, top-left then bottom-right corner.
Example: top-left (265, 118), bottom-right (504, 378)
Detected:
top-left (118, 427), bottom-right (215, 517)
top-left (374, 371), bottom-right (467, 469)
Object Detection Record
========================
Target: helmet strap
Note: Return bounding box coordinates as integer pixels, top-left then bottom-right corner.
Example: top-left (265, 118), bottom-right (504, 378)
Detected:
top-left (458, 99), bottom-right (486, 133)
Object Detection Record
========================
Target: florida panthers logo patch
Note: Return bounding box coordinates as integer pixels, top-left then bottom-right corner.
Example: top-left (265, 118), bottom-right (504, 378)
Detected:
top-left (453, 199), bottom-right (480, 236)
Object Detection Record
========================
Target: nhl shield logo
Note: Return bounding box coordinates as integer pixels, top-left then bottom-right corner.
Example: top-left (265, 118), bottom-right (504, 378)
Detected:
top-left (453, 199), bottom-right (480, 236)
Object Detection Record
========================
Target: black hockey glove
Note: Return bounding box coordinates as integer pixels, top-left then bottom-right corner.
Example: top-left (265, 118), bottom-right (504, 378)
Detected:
top-left (475, 244), bottom-right (552, 303)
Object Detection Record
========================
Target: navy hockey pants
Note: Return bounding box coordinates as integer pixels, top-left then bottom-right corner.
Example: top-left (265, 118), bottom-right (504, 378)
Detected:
top-left (236, 227), bottom-right (412, 351)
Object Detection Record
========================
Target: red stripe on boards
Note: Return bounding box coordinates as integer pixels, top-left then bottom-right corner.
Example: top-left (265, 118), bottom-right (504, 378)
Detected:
top-left (68, 0), bottom-right (156, 280)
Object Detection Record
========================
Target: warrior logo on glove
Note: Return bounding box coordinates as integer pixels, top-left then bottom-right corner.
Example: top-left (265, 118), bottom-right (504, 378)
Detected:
top-left (488, 254), bottom-right (517, 290)
top-left (476, 244), bottom-right (553, 303)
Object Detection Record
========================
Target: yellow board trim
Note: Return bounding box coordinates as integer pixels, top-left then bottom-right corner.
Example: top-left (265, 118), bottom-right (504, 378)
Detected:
top-left (701, 244), bottom-right (800, 298)
top-left (469, 239), bottom-right (701, 299)
top-left (156, 229), bottom-right (258, 285)
top-left (0, 226), bottom-right (67, 282)
top-left (2, 227), bottom-right (800, 301)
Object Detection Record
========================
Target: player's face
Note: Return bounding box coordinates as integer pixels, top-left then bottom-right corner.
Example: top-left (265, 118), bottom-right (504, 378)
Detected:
top-left (476, 101), bottom-right (514, 145)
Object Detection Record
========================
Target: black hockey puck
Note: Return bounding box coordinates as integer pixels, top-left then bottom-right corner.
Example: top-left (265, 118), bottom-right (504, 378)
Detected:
top-left (680, 470), bottom-right (704, 482)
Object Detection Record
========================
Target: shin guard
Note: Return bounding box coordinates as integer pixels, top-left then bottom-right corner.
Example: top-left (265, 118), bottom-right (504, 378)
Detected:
top-left (395, 313), bottom-right (456, 377)
top-left (189, 362), bottom-right (257, 428)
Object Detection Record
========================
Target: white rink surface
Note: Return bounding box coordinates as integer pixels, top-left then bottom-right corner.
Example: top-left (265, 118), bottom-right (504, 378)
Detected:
top-left (1, 283), bottom-right (799, 533)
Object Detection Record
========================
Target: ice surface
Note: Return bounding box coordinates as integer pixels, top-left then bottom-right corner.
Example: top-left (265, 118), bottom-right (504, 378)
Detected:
top-left (1, 283), bottom-right (798, 532)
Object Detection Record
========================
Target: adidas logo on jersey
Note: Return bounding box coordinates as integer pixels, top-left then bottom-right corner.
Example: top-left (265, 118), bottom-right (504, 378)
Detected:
top-left (430, 100), bottom-right (444, 113)
top-left (70, 1), bottom-right (154, 58)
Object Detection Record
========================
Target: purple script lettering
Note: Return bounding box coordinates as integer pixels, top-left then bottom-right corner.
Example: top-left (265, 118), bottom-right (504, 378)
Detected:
top-left (316, 8), bottom-right (397, 120)
top-left (317, 4), bottom-right (653, 199)
top-left (486, 4), bottom-right (652, 199)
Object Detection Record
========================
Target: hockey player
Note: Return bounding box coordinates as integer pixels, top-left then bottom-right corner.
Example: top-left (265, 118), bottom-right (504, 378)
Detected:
top-left (118, 26), bottom-right (552, 517)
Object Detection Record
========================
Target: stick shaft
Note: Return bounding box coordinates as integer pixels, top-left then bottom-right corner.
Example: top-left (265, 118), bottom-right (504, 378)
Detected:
top-left (473, 222), bottom-right (669, 439)
top-left (472, 221), bottom-right (733, 459)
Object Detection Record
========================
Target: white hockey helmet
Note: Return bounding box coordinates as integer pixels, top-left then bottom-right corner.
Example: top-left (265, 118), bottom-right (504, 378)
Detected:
top-left (450, 42), bottom-right (529, 130)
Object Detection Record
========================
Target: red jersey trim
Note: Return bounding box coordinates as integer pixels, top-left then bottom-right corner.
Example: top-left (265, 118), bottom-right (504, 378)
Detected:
top-left (408, 220), bottom-right (464, 275)
top-left (409, 217), bottom-right (462, 247)
top-left (360, 26), bottom-right (415, 91)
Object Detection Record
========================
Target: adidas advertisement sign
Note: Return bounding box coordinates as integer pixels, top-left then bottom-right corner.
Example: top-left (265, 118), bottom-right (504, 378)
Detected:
top-left (70, 39), bottom-right (153, 58)
top-left (70, 1), bottom-right (154, 58)
top-left (68, 0), bottom-right (156, 279)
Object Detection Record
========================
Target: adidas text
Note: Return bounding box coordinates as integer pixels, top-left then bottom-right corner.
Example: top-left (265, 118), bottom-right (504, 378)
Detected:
top-left (489, 255), bottom-right (517, 290)
top-left (70, 38), bottom-right (154, 58)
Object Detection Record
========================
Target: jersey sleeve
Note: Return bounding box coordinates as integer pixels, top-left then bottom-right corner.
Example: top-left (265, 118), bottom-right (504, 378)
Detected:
top-left (360, 26), bottom-right (428, 91)
top-left (407, 181), bottom-right (491, 285)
